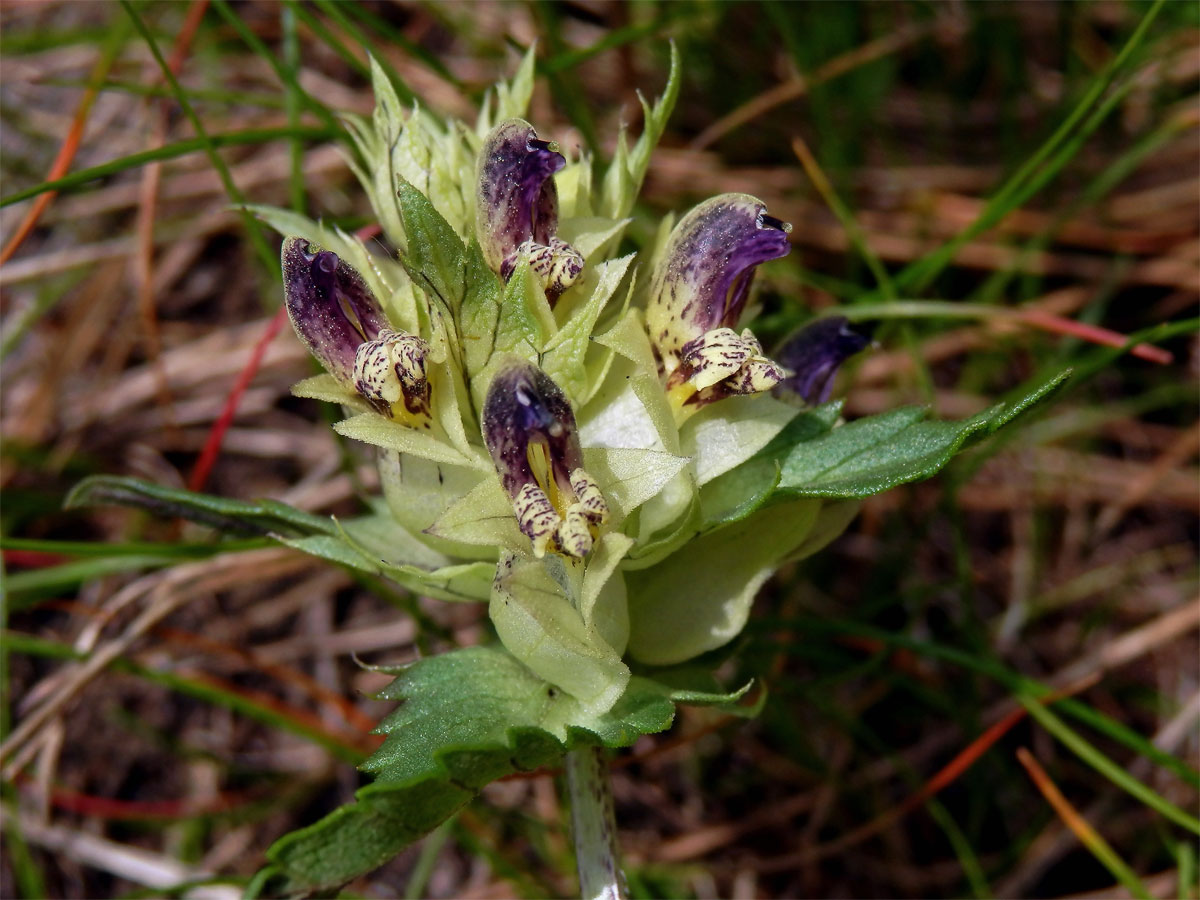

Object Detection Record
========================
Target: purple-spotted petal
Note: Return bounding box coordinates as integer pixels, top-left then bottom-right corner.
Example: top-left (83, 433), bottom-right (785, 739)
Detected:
top-left (773, 316), bottom-right (869, 404)
top-left (282, 237), bottom-right (388, 384)
top-left (646, 193), bottom-right (792, 369)
top-left (475, 119), bottom-right (565, 276)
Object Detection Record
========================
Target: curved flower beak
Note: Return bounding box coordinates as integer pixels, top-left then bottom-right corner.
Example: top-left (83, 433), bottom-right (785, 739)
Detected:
top-left (646, 193), bottom-right (792, 411)
top-left (773, 316), bottom-right (869, 404)
top-left (475, 119), bottom-right (584, 304)
top-left (283, 237), bottom-right (388, 384)
top-left (482, 358), bottom-right (608, 558)
top-left (283, 237), bottom-right (432, 426)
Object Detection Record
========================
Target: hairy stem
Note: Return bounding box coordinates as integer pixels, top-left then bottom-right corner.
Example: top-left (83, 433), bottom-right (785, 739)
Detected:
top-left (565, 746), bottom-right (626, 900)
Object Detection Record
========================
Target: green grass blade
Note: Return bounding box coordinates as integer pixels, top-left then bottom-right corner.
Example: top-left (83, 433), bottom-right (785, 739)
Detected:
top-left (6, 555), bottom-right (191, 600)
top-left (763, 617), bottom-right (1200, 794)
top-left (3, 631), bottom-right (365, 765)
top-left (80, 77), bottom-right (287, 109)
top-left (309, 0), bottom-right (415, 106)
top-left (120, 0), bottom-right (278, 278)
top-left (336, 2), bottom-right (459, 86)
top-left (1017, 695), bottom-right (1200, 836)
top-left (1, 816), bottom-right (48, 900)
top-left (530, 5), bottom-right (599, 153)
top-left (541, 13), bottom-right (676, 74)
top-left (209, 0), bottom-right (341, 135)
top-left (285, 1), bottom-right (372, 84)
top-left (404, 819), bottom-right (455, 900)
top-left (280, 4), bottom-right (305, 215)
top-left (0, 127), bottom-right (333, 209)
top-left (926, 798), bottom-right (992, 899)
top-left (0, 536), bottom-right (269, 558)
top-left (880, 0), bottom-right (1166, 299)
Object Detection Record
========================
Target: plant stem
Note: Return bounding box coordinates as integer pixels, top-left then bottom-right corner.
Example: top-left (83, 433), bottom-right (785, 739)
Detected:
top-left (565, 746), bottom-right (627, 900)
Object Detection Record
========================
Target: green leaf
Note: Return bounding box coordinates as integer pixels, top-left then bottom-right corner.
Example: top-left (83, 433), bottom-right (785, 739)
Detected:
top-left (477, 44), bottom-right (537, 134)
top-left (587, 309), bottom-right (681, 454)
top-left (64, 475), bottom-right (335, 537)
top-left (541, 253), bottom-right (634, 405)
top-left (580, 532), bottom-right (635, 654)
top-left (377, 451), bottom-right (489, 555)
top-left (425, 477), bottom-right (525, 553)
top-left (289, 372), bottom-right (365, 409)
top-left (775, 369), bottom-right (1071, 498)
top-left (397, 181), bottom-right (468, 318)
top-left (279, 511), bottom-right (495, 603)
top-left (494, 261), bottom-right (555, 358)
top-left (253, 645), bottom-right (679, 896)
top-left (695, 402), bottom-right (838, 528)
top-left (582, 446), bottom-right (691, 523)
top-left (683, 393), bottom-right (798, 487)
top-left (458, 238), bottom-right (505, 387)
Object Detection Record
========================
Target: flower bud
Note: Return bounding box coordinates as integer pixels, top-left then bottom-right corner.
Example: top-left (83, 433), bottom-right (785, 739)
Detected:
top-left (646, 194), bottom-right (792, 409)
top-left (482, 358), bottom-right (608, 558)
top-left (476, 119), bottom-right (584, 303)
top-left (282, 237), bottom-right (388, 384)
top-left (773, 317), bottom-right (869, 404)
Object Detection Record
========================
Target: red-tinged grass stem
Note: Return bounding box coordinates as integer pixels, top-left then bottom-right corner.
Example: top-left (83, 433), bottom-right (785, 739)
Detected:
top-left (1016, 746), bottom-right (1152, 900)
top-left (188, 307), bottom-right (288, 492)
top-left (0, 25), bottom-right (127, 265)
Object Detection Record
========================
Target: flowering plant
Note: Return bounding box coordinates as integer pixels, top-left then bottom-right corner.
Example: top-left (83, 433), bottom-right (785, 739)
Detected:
top-left (67, 47), bottom-right (1066, 898)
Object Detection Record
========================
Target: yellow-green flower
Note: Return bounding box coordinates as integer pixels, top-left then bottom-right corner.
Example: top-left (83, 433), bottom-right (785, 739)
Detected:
top-left (646, 193), bottom-right (793, 415)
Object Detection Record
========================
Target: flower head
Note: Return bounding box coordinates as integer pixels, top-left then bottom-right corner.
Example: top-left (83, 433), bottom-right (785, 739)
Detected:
top-left (482, 357), bottom-right (608, 559)
top-left (282, 237), bottom-right (432, 426)
top-left (646, 193), bottom-right (792, 411)
top-left (475, 118), bottom-right (584, 303)
top-left (773, 316), bottom-right (870, 405)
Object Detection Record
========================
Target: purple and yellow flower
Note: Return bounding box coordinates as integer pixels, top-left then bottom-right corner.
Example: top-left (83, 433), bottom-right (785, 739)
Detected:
top-left (773, 316), bottom-right (870, 405)
top-left (482, 357), bottom-right (608, 559)
top-left (645, 193), bottom-right (792, 411)
top-left (282, 237), bottom-right (432, 427)
top-left (475, 119), bottom-right (584, 304)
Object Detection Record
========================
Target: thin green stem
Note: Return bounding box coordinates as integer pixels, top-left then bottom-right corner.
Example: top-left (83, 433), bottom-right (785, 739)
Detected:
top-left (565, 746), bottom-right (626, 900)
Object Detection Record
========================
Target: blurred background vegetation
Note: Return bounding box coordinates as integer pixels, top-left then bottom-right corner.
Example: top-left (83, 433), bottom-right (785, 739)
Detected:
top-left (1, 1), bottom-right (1197, 898)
